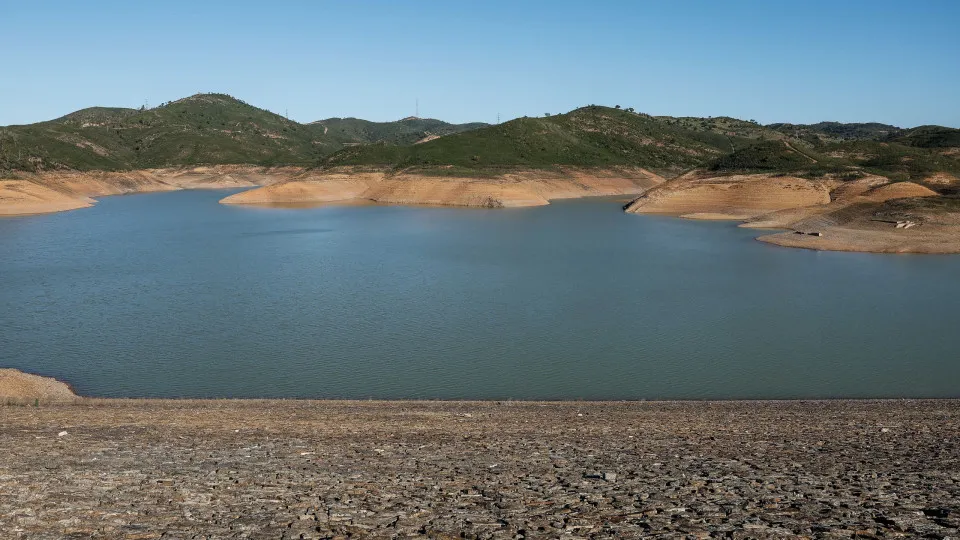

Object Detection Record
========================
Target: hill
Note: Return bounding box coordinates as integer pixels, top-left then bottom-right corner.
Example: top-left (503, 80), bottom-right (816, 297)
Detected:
top-left (0, 94), bottom-right (329, 171)
top-left (2, 94), bottom-right (957, 186)
top-left (321, 106), bottom-right (733, 176)
top-left (768, 122), bottom-right (903, 144)
top-left (0, 94), bottom-right (488, 172)
top-left (320, 107), bottom-right (960, 181)
top-left (309, 117), bottom-right (488, 146)
top-left (886, 125), bottom-right (960, 148)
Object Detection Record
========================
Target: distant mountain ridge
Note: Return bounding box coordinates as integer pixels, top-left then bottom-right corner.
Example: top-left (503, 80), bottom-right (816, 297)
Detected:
top-left (1, 94), bottom-right (958, 183)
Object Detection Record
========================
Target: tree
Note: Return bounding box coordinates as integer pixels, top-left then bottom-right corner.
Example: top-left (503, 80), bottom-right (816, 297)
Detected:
top-left (544, 112), bottom-right (551, 117)
top-left (615, 105), bottom-right (621, 109)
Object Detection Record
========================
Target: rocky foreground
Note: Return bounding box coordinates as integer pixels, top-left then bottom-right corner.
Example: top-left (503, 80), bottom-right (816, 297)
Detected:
top-left (1, 399), bottom-right (958, 539)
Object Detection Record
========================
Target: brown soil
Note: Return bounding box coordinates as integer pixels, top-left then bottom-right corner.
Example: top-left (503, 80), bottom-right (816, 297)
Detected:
top-left (2, 397), bottom-right (958, 538)
top-left (746, 182), bottom-right (958, 253)
top-left (0, 166), bottom-right (305, 216)
top-left (624, 172), bottom-right (960, 253)
top-left (858, 181), bottom-right (939, 201)
top-left (221, 167), bottom-right (665, 209)
top-left (623, 174), bottom-right (831, 219)
top-left (0, 180), bottom-right (96, 215)
top-left (924, 172), bottom-right (959, 186)
top-left (0, 369), bottom-right (79, 404)
top-left (757, 196), bottom-right (960, 254)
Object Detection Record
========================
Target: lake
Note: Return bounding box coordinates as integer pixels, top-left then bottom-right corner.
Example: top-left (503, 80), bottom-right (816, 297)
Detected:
top-left (2, 190), bottom-right (958, 399)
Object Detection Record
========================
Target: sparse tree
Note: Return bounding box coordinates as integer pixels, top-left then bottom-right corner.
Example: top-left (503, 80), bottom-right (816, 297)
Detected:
top-left (545, 113), bottom-right (551, 117)
top-left (615, 105), bottom-right (621, 109)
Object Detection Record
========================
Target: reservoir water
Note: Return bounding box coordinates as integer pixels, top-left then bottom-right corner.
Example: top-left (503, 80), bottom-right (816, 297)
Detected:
top-left (2, 189), bottom-right (959, 399)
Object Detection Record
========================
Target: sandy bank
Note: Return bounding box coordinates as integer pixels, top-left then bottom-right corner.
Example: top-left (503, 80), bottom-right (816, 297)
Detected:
top-left (624, 173), bottom-right (831, 218)
top-left (0, 180), bottom-right (96, 215)
top-left (746, 181), bottom-right (959, 253)
top-left (0, 369), bottom-right (79, 404)
top-left (756, 193), bottom-right (960, 254)
top-left (221, 167), bottom-right (665, 209)
top-left (625, 173), bottom-right (960, 253)
top-left (0, 166), bottom-right (303, 216)
top-left (2, 397), bottom-right (958, 538)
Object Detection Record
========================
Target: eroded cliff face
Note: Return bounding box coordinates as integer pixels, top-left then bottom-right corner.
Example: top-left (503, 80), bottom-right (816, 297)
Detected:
top-left (220, 167), bottom-right (665, 209)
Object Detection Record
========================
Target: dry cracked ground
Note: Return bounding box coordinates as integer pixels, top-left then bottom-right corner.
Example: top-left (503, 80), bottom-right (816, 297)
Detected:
top-left (1, 400), bottom-right (958, 539)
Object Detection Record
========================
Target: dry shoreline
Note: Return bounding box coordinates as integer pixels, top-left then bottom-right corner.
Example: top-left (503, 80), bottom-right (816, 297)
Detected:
top-left (0, 166), bottom-right (664, 216)
top-left (625, 173), bottom-right (960, 254)
top-left (1, 376), bottom-right (958, 538)
top-left (219, 166), bottom-right (665, 209)
top-left (0, 165), bottom-right (302, 217)
top-left (4, 166), bottom-right (960, 254)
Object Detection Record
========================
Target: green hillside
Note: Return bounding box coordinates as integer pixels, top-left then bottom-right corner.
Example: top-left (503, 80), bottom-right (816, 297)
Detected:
top-left (707, 140), bottom-right (823, 173)
top-left (2, 94), bottom-right (957, 182)
top-left (706, 138), bottom-right (960, 182)
top-left (322, 106), bottom-right (731, 176)
top-left (768, 122), bottom-right (903, 145)
top-left (887, 126), bottom-right (960, 148)
top-left (0, 94), bottom-right (329, 171)
top-left (310, 117), bottom-right (488, 146)
top-left (0, 94), bottom-right (487, 172)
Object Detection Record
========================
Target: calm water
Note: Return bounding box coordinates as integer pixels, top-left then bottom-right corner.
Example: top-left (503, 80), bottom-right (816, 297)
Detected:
top-left (2, 190), bottom-right (959, 399)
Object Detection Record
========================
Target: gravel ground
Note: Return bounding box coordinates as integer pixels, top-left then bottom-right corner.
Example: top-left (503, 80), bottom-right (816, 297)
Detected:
top-left (1, 399), bottom-right (958, 539)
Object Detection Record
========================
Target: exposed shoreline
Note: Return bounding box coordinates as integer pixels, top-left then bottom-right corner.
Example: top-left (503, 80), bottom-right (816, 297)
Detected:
top-left (2, 386), bottom-right (957, 538)
top-left (625, 172), bottom-right (960, 254)
top-left (219, 166), bottom-right (665, 209)
top-left (4, 167), bottom-right (960, 254)
top-left (0, 165), bottom-right (302, 217)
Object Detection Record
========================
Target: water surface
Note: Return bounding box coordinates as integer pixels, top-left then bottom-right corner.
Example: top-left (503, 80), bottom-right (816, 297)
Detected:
top-left (2, 190), bottom-right (958, 399)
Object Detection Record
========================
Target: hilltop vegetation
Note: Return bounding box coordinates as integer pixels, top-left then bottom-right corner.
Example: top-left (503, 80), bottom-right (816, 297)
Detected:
top-left (323, 106), bottom-right (730, 176)
top-left (887, 126), bottom-right (960, 148)
top-left (768, 122), bottom-right (903, 144)
top-left (311, 117), bottom-right (487, 147)
top-left (0, 94), bottom-right (485, 172)
top-left (1, 94), bottom-right (957, 183)
top-left (0, 94), bottom-right (327, 171)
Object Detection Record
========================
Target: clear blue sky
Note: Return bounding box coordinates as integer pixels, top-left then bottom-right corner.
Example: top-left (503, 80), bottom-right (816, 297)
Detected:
top-left (2, 0), bottom-right (958, 127)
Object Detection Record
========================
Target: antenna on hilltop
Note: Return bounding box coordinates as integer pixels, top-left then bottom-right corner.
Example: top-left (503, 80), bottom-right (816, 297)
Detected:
top-left (497, 113), bottom-right (500, 124)
top-left (285, 108), bottom-right (288, 120)
top-left (416, 98), bottom-right (419, 119)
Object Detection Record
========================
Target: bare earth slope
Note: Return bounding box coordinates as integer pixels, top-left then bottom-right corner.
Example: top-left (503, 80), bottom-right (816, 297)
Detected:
top-left (0, 369), bottom-right (79, 403)
top-left (757, 190), bottom-right (960, 254)
top-left (0, 166), bottom-right (299, 216)
top-left (625, 172), bottom-right (960, 253)
top-left (221, 167), bottom-right (665, 209)
top-left (1, 398), bottom-right (958, 538)
top-left (623, 174), bottom-right (831, 220)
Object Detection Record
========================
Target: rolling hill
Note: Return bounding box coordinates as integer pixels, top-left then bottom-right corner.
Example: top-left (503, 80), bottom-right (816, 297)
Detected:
top-left (309, 117), bottom-right (488, 147)
top-left (321, 106), bottom-right (734, 176)
top-left (2, 94), bottom-right (957, 185)
top-left (0, 94), bottom-right (487, 172)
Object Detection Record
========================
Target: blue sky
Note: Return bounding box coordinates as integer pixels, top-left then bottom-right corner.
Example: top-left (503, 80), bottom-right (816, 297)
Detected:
top-left (2, 0), bottom-right (958, 127)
